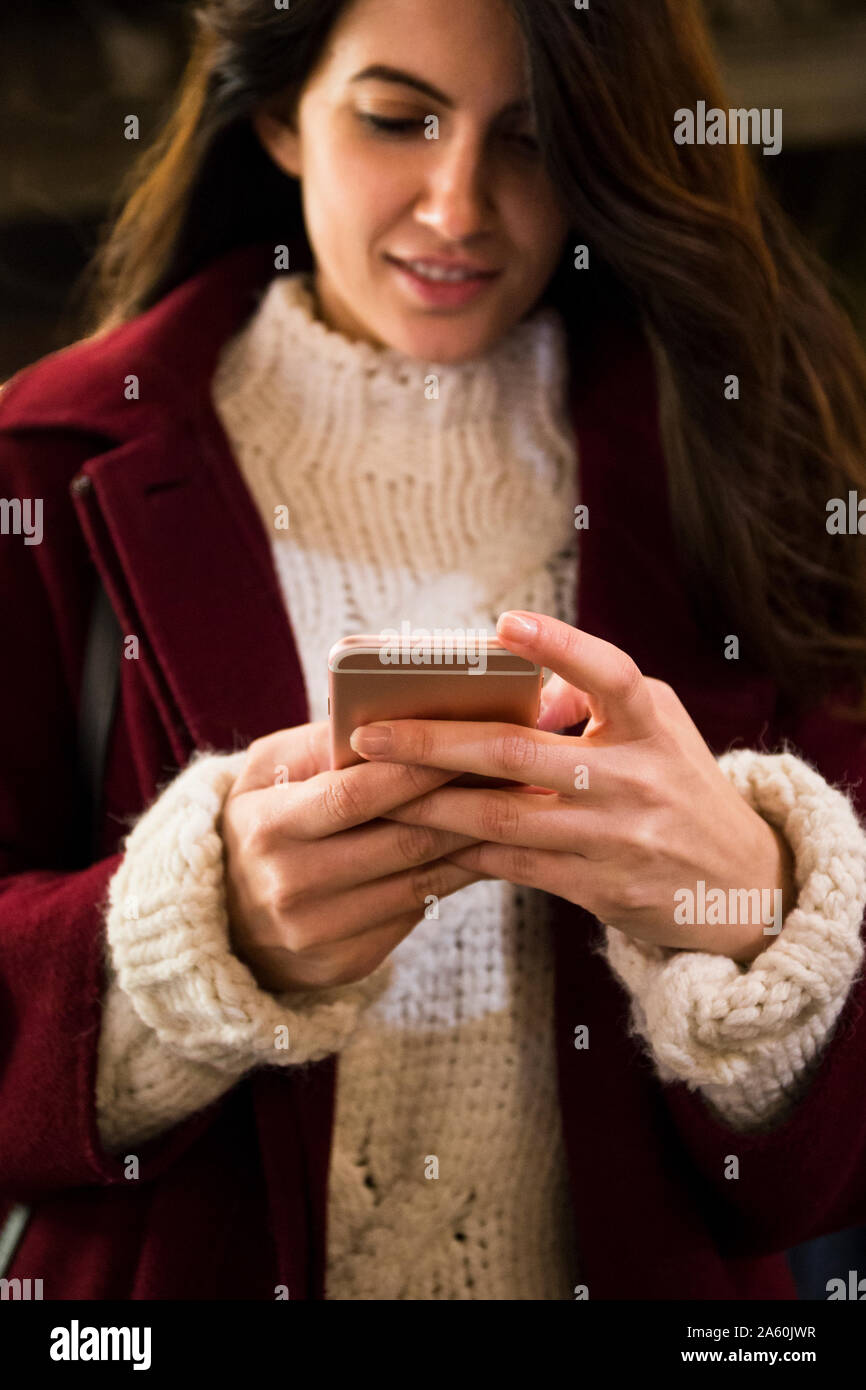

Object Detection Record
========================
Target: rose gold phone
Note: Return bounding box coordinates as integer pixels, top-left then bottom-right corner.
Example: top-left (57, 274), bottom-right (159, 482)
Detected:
top-left (328, 633), bottom-right (543, 789)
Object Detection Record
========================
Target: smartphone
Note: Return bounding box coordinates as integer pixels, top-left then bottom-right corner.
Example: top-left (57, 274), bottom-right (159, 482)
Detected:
top-left (328, 633), bottom-right (543, 789)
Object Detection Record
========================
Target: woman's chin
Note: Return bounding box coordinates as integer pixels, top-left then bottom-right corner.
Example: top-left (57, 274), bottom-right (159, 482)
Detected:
top-left (388, 319), bottom-right (504, 366)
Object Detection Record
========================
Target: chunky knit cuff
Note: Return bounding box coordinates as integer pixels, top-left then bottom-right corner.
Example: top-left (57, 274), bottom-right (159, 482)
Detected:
top-left (600, 749), bottom-right (866, 1131)
top-left (104, 749), bottom-right (394, 1076)
top-left (96, 955), bottom-right (252, 1152)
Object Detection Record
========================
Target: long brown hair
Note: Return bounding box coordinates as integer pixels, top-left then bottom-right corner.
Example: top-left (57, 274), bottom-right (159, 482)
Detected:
top-left (80, 0), bottom-right (866, 721)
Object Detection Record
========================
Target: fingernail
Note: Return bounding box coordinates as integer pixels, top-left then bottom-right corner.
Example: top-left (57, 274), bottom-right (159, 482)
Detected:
top-left (498, 612), bottom-right (539, 640)
top-left (350, 724), bottom-right (392, 754)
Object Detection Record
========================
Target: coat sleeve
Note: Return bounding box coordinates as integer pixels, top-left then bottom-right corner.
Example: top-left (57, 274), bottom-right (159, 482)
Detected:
top-left (627, 692), bottom-right (866, 1255)
top-left (0, 428), bottom-right (222, 1198)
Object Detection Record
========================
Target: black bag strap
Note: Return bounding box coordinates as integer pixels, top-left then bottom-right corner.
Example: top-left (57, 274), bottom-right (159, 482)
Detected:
top-left (77, 578), bottom-right (123, 859)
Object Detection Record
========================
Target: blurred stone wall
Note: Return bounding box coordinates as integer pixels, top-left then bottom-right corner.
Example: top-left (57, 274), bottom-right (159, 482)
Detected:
top-left (1, 0), bottom-right (864, 377)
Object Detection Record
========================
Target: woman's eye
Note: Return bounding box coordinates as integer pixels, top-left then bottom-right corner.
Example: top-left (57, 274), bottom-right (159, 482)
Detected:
top-left (358, 112), bottom-right (539, 155)
top-left (358, 113), bottom-right (423, 137)
top-left (355, 111), bottom-right (539, 157)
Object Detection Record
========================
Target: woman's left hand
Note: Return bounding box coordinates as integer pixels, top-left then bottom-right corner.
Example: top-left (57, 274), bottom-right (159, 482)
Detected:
top-left (349, 611), bottom-right (796, 963)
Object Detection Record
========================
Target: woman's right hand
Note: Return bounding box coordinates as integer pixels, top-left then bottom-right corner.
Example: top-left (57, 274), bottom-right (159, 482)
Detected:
top-left (220, 721), bottom-right (486, 993)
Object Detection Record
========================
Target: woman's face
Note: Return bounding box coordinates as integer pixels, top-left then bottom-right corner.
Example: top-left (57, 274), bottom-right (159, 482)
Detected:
top-left (253, 0), bottom-right (571, 364)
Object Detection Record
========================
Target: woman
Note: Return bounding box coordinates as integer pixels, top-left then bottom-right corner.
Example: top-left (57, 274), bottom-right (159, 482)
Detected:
top-left (1, 0), bottom-right (865, 1301)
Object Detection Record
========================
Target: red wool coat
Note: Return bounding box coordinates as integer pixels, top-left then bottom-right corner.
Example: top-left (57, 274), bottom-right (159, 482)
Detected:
top-left (1, 242), bottom-right (865, 1301)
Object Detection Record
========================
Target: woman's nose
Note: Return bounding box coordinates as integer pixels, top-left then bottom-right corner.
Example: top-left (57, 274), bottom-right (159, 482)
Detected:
top-left (412, 131), bottom-right (494, 244)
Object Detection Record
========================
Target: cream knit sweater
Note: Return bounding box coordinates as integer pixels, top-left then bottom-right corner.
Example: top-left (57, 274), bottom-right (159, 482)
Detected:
top-left (97, 272), bottom-right (866, 1300)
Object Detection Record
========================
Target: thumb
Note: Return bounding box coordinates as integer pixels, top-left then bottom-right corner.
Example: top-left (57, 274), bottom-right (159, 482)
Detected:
top-left (231, 720), bottom-right (331, 793)
top-left (537, 673), bottom-right (591, 732)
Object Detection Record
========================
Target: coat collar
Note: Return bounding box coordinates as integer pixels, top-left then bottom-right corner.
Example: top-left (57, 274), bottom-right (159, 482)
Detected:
top-left (6, 240), bottom-right (777, 758)
top-left (3, 242), bottom-right (285, 441)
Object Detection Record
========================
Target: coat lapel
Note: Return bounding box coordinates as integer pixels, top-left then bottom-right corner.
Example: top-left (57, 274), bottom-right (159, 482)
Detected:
top-left (73, 404), bottom-right (310, 756)
top-left (63, 244), bottom-right (315, 759)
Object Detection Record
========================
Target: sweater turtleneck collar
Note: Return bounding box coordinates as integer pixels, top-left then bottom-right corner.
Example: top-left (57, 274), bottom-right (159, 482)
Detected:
top-left (213, 269), bottom-right (571, 430)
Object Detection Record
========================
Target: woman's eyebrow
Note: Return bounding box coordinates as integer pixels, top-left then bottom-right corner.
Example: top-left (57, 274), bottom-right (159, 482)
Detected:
top-left (349, 64), bottom-right (531, 117)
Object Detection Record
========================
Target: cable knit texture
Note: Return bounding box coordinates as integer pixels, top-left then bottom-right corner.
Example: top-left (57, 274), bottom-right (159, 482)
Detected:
top-left (601, 749), bottom-right (866, 1131)
top-left (210, 272), bottom-right (580, 677)
top-left (94, 270), bottom-right (866, 1298)
top-left (100, 749), bottom-right (395, 1139)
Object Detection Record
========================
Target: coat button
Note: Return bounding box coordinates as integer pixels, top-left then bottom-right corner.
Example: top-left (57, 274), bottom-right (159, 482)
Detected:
top-left (70, 473), bottom-right (92, 496)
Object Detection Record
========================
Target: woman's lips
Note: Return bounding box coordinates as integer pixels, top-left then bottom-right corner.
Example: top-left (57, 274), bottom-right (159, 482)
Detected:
top-left (385, 254), bottom-right (502, 308)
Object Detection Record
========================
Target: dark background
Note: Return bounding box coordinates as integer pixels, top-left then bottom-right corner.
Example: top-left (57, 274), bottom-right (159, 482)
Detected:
top-left (1, 0), bottom-right (864, 1300)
